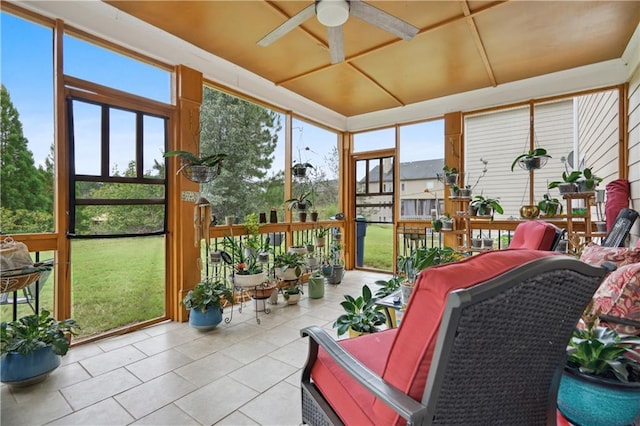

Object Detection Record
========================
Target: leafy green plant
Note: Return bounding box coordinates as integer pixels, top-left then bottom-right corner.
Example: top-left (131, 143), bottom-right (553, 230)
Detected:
top-left (579, 167), bottom-right (603, 190)
top-left (397, 246), bottom-right (464, 278)
top-left (182, 279), bottom-right (233, 313)
top-left (548, 170), bottom-right (582, 189)
top-left (315, 227), bottom-right (329, 238)
top-left (537, 193), bottom-right (563, 216)
top-left (567, 323), bottom-right (640, 383)
top-left (333, 285), bottom-right (386, 336)
top-left (221, 236), bottom-right (262, 274)
top-left (273, 252), bottom-right (306, 276)
top-left (442, 165), bottom-right (458, 176)
top-left (163, 150), bottom-right (227, 168)
top-left (285, 192), bottom-right (314, 211)
top-left (374, 277), bottom-right (402, 298)
top-left (283, 284), bottom-right (303, 301)
top-left (0, 310), bottom-right (79, 356)
top-left (510, 148), bottom-right (552, 171)
top-left (470, 195), bottom-right (504, 216)
top-left (243, 213), bottom-right (269, 251)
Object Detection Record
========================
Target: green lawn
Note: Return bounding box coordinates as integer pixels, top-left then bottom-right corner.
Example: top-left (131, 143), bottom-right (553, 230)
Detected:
top-left (1, 229), bottom-right (397, 337)
top-left (1, 237), bottom-right (165, 337)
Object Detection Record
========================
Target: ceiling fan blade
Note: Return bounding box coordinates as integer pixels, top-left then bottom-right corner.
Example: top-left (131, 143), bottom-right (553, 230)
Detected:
top-left (349, 0), bottom-right (419, 41)
top-left (257, 4), bottom-right (316, 47)
top-left (327, 26), bottom-right (345, 64)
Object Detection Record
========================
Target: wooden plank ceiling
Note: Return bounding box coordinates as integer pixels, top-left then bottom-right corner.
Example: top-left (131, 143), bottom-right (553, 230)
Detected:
top-left (105, 1), bottom-right (640, 117)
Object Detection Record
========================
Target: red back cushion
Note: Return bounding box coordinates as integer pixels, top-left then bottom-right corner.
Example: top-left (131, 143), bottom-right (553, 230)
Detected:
top-left (509, 220), bottom-right (558, 250)
top-left (605, 179), bottom-right (630, 232)
top-left (372, 249), bottom-right (557, 424)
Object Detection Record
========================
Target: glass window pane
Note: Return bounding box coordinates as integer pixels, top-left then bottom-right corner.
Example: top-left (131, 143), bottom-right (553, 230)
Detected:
top-left (291, 118), bottom-right (340, 221)
top-left (353, 127), bottom-right (394, 152)
top-left (70, 237), bottom-right (165, 337)
top-left (63, 35), bottom-right (171, 104)
top-left (75, 205), bottom-right (165, 235)
top-left (144, 116), bottom-right (167, 178)
top-left (72, 100), bottom-right (102, 176)
top-left (109, 109), bottom-right (137, 176)
top-left (1, 12), bottom-right (54, 233)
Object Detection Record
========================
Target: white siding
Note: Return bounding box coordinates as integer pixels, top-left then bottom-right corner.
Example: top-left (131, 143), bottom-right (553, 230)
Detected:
top-left (628, 65), bottom-right (640, 245)
top-left (464, 103), bottom-right (572, 219)
top-left (577, 89), bottom-right (619, 184)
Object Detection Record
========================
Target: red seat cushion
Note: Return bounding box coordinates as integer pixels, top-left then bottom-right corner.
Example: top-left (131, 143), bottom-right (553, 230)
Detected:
top-left (311, 328), bottom-right (398, 425)
top-left (509, 220), bottom-right (558, 250)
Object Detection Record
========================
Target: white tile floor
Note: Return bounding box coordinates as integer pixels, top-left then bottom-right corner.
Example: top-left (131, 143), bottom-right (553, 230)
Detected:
top-left (1, 270), bottom-right (390, 426)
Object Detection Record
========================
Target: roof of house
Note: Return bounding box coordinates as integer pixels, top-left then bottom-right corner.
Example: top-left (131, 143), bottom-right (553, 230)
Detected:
top-left (366, 158), bottom-right (444, 183)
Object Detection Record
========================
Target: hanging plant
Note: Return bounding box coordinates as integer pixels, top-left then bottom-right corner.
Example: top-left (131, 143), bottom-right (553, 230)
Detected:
top-left (163, 150), bottom-right (227, 183)
top-left (511, 148), bottom-right (552, 171)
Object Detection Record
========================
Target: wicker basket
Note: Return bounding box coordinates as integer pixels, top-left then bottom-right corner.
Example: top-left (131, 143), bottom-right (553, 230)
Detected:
top-left (0, 263), bottom-right (52, 293)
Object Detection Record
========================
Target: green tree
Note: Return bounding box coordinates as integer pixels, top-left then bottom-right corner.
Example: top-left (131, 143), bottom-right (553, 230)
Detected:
top-left (0, 85), bottom-right (53, 232)
top-left (198, 87), bottom-right (280, 220)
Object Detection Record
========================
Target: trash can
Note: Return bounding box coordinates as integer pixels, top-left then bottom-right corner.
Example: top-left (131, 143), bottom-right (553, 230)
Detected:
top-left (355, 216), bottom-right (367, 267)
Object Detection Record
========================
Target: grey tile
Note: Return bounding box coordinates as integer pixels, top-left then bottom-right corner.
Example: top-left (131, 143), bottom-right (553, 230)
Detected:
top-left (80, 345), bottom-right (147, 376)
top-left (61, 368), bottom-right (141, 410)
top-left (133, 328), bottom-right (203, 356)
top-left (229, 356), bottom-right (297, 393)
top-left (131, 403), bottom-right (200, 425)
top-left (269, 339), bottom-right (309, 369)
top-left (46, 397), bottom-right (134, 425)
top-left (239, 381), bottom-right (301, 426)
top-left (115, 372), bottom-right (197, 419)
top-left (175, 351), bottom-right (243, 387)
top-left (219, 337), bottom-right (279, 365)
top-left (125, 348), bottom-right (193, 382)
top-left (175, 376), bottom-right (258, 425)
top-left (172, 332), bottom-right (230, 360)
top-left (60, 343), bottom-right (104, 366)
top-left (1, 390), bottom-right (72, 426)
top-left (216, 410), bottom-right (260, 425)
top-left (97, 329), bottom-right (153, 352)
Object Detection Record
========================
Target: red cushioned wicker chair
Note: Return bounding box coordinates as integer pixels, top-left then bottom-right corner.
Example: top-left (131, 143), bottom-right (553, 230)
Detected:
top-left (508, 220), bottom-right (564, 251)
top-left (300, 249), bottom-right (612, 425)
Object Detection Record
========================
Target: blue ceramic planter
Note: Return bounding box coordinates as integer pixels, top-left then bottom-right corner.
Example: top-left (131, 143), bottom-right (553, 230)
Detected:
top-left (1, 345), bottom-right (61, 386)
top-left (558, 368), bottom-right (640, 426)
top-left (189, 306), bottom-right (223, 331)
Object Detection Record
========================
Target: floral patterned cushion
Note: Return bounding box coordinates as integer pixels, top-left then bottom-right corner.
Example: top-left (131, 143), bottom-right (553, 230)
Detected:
top-left (591, 262), bottom-right (640, 335)
top-left (580, 243), bottom-right (640, 267)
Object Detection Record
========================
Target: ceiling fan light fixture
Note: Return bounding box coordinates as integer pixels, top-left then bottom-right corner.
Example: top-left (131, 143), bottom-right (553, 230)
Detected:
top-left (316, 0), bottom-right (349, 27)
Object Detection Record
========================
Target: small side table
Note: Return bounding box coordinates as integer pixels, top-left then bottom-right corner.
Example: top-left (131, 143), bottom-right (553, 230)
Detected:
top-left (376, 290), bottom-right (404, 328)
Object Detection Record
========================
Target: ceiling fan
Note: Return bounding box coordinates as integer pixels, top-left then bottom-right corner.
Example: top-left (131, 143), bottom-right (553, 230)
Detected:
top-left (257, 0), bottom-right (419, 64)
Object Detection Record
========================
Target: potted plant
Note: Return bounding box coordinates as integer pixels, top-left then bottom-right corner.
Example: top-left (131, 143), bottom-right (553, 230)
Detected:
top-left (1, 310), bottom-right (79, 385)
top-left (292, 161), bottom-right (314, 178)
top-left (182, 279), bottom-right (233, 330)
top-left (548, 170), bottom-right (582, 194)
top-left (283, 284), bottom-right (303, 304)
top-left (333, 285), bottom-right (387, 337)
top-left (242, 213), bottom-right (269, 258)
top-left (431, 216), bottom-right (443, 232)
top-left (273, 251), bottom-right (306, 281)
top-left (557, 312), bottom-right (640, 426)
top-left (285, 192), bottom-right (313, 222)
top-left (576, 167), bottom-right (603, 192)
top-left (470, 195), bottom-right (504, 217)
top-left (537, 193), bottom-right (563, 216)
top-left (222, 236), bottom-right (266, 288)
top-left (441, 165), bottom-right (459, 185)
top-left (440, 214), bottom-right (454, 231)
top-left (163, 150), bottom-right (227, 183)
top-left (326, 241), bottom-right (345, 285)
top-left (315, 227), bottom-right (329, 247)
top-left (396, 246), bottom-right (464, 304)
top-left (510, 147), bottom-right (552, 171)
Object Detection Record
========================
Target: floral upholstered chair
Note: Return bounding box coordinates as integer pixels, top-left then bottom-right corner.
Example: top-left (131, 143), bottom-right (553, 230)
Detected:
top-left (580, 243), bottom-right (640, 335)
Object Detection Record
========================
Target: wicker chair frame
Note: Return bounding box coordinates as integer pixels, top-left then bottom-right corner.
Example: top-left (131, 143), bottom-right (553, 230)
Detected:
top-left (300, 255), bottom-right (613, 425)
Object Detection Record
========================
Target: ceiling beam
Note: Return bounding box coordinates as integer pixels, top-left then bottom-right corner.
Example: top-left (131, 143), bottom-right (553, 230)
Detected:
top-left (461, 1), bottom-right (497, 87)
